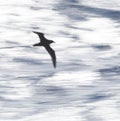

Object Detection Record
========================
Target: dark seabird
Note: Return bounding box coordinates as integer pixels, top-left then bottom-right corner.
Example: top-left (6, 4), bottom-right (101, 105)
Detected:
top-left (33, 31), bottom-right (56, 68)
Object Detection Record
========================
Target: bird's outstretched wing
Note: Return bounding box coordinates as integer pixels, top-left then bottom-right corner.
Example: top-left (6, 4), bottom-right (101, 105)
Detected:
top-left (44, 45), bottom-right (56, 68)
top-left (33, 31), bottom-right (44, 42)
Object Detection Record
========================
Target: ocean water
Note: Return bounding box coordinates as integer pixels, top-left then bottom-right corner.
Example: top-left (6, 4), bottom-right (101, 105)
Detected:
top-left (0, 0), bottom-right (120, 121)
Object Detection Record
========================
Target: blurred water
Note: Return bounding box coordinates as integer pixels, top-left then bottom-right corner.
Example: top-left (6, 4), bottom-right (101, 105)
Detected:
top-left (0, 0), bottom-right (120, 121)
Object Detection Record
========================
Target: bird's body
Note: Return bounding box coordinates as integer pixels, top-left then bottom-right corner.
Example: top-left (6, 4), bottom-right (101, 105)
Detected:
top-left (33, 31), bottom-right (56, 68)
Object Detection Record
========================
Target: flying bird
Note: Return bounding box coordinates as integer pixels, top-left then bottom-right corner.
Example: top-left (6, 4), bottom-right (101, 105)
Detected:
top-left (33, 31), bottom-right (56, 68)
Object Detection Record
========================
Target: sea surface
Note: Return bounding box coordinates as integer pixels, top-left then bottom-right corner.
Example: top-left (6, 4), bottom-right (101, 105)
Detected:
top-left (0, 0), bottom-right (120, 121)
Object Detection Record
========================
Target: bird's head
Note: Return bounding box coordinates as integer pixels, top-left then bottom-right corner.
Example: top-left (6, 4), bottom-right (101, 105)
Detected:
top-left (50, 40), bottom-right (55, 44)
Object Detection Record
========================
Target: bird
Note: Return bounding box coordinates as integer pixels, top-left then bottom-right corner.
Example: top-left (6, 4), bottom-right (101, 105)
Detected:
top-left (33, 31), bottom-right (56, 68)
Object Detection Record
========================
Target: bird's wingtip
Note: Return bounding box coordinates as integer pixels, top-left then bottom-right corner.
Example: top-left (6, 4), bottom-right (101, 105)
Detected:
top-left (32, 31), bottom-right (37, 34)
top-left (32, 31), bottom-right (44, 35)
top-left (53, 63), bottom-right (56, 68)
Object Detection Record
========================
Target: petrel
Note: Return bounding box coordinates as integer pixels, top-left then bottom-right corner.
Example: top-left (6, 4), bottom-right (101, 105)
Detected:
top-left (33, 31), bottom-right (56, 68)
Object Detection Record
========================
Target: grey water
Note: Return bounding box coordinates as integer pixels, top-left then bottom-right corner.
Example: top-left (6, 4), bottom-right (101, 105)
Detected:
top-left (0, 0), bottom-right (120, 121)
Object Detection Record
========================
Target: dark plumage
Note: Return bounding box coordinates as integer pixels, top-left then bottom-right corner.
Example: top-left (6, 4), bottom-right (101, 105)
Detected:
top-left (33, 31), bottom-right (56, 68)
